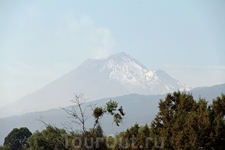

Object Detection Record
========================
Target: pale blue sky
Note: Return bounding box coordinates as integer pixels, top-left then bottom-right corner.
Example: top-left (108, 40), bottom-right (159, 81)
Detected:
top-left (0, 0), bottom-right (225, 107)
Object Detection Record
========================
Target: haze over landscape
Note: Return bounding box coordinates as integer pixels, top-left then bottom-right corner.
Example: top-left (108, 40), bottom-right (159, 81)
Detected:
top-left (1, 1), bottom-right (225, 149)
top-left (0, 52), bottom-right (192, 118)
top-left (1, 0), bottom-right (225, 108)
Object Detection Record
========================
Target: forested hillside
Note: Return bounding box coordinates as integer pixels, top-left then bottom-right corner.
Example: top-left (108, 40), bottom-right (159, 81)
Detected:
top-left (1, 92), bottom-right (225, 150)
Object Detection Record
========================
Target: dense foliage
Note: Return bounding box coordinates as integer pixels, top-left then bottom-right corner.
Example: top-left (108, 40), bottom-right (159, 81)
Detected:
top-left (1, 92), bottom-right (225, 149)
top-left (151, 92), bottom-right (225, 149)
top-left (3, 127), bottom-right (32, 150)
top-left (28, 125), bottom-right (67, 150)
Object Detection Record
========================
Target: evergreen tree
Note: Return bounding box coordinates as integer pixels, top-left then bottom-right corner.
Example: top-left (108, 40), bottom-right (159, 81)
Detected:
top-left (136, 124), bottom-right (153, 149)
top-left (150, 92), bottom-right (225, 149)
top-left (209, 94), bottom-right (225, 149)
top-left (151, 92), bottom-right (198, 149)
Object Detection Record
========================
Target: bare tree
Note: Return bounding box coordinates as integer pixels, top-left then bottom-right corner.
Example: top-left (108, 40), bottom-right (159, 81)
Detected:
top-left (37, 93), bottom-right (125, 149)
top-left (61, 93), bottom-right (125, 134)
top-left (62, 93), bottom-right (96, 133)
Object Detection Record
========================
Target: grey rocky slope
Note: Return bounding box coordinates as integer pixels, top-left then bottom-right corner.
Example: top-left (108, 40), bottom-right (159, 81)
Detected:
top-left (0, 52), bottom-right (191, 118)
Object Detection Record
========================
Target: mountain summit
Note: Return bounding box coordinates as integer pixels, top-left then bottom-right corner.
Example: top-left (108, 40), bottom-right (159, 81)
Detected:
top-left (0, 52), bottom-right (191, 117)
top-left (99, 52), bottom-right (190, 94)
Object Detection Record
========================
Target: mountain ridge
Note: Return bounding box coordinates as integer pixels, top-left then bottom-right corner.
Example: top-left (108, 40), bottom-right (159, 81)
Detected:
top-left (0, 83), bottom-right (224, 145)
top-left (0, 52), bottom-right (191, 118)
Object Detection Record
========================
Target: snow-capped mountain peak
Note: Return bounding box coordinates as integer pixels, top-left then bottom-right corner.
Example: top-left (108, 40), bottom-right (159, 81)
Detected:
top-left (0, 52), bottom-right (191, 117)
top-left (99, 52), bottom-right (191, 94)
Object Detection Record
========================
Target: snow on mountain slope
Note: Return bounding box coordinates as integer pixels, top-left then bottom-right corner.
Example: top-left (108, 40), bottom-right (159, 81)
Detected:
top-left (99, 52), bottom-right (191, 94)
top-left (0, 52), bottom-right (191, 117)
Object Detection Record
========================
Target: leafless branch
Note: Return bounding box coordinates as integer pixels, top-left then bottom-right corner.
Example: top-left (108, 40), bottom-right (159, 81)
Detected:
top-left (61, 93), bottom-right (96, 134)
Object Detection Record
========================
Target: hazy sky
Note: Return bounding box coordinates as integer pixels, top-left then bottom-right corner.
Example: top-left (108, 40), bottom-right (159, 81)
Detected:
top-left (1, 0), bottom-right (225, 107)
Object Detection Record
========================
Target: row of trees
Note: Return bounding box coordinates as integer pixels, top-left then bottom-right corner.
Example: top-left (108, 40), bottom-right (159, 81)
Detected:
top-left (113, 92), bottom-right (225, 150)
top-left (1, 92), bottom-right (225, 149)
top-left (1, 94), bottom-right (125, 150)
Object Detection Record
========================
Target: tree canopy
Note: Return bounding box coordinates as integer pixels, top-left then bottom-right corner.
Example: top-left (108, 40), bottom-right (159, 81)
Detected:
top-left (28, 125), bottom-right (67, 150)
top-left (3, 127), bottom-right (32, 150)
top-left (151, 92), bottom-right (225, 149)
top-left (1, 92), bottom-right (225, 149)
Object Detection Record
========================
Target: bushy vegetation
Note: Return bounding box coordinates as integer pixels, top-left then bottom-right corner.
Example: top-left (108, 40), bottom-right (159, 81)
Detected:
top-left (1, 127), bottom-right (32, 150)
top-left (1, 92), bottom-right (225, 149)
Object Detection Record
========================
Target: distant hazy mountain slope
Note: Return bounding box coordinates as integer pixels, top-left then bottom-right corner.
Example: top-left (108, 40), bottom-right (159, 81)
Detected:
top-left (0, 83), bottom-right (224, 145)
top-left (190, 83), bottom-right (225, 102)
top-left (0, 94), bottom-right (164, 145)
top-left (0, 52), bottom-right (190, 117)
